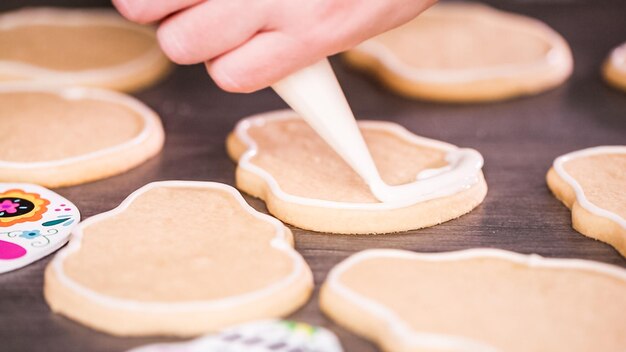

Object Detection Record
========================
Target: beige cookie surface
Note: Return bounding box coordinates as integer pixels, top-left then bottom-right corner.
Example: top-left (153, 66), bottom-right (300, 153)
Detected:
top-left (44, 181), bottom-right (313, 336)
top-left (547, 146), bottom-right (626, 257)
top-left (0, 8), bottom-right (170, 92)
top-left (320, 249), bottom-right (626, 352)
top-left (344, 2), bottom-right (573, 102)
top-left (226, 110), bottom-right (487, 234)
top-left (602, 42), bottom-right (626, 92)
top-left (0, 86), bottom-right (164, 187)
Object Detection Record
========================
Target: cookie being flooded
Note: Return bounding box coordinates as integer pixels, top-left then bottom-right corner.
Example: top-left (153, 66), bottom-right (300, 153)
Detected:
top-left (602, 42), bottom-right (626, 92)
top-left (44, 181), bottom-right (313, 336)
top-left (0, 86), bottom-right (164, 187)
top-left (227, 110), bottom-right (487, 234)
top-left (547, 146), bottom-right (626, 257)
top-left (0, 8), bottom-right (170, 92)
top-left (320, 249), bottom-right (626, 352)
top-left (344, 2), bottom-right (573, 102)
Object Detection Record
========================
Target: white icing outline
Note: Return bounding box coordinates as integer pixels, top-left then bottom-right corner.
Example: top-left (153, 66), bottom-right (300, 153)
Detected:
top-left (234, 110), bottom-right (484, 210)
top-left (553, 145), bottom-right (626, 230)
top-left (0, 84), bottom-right (160, 169)
top-left (351, 3), bottom-right (572, 83)
top-left (0, 182), bottom-right (80, 274)
top-left (50, 181), bottom-right (310, 312)
top-left (0, 7), bottom-right (166, 86)
top-left (325, 248), bottom-right (626, 352)
top-left (609, 42), bottom-right (626, 74)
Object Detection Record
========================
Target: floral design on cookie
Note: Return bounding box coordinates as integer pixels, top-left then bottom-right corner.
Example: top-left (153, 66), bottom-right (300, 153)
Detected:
top-left (321, 249), bottom-right (626, 352)
top-left (343, 2), bottom-right (573, 102)
top-left (128, 320), bottom-right (343, 352)
top-left (227, 110), bottom-right (487, 234)
top-left (547, 146), bottom-right (626, 257)
top-left (0, 183), bottom-right (79, 274)
top-left (0, 189), bottom-right (49, 227)
top-left (44, 181), bottom-right (313, 336)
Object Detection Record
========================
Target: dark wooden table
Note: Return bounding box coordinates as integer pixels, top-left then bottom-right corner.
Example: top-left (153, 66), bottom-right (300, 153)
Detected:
top-left (1, 1), bottom-right (625, 351)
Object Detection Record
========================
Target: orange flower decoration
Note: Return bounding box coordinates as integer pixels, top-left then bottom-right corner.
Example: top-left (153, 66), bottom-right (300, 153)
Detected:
top-left (0, 189), bottom-right (49, 227)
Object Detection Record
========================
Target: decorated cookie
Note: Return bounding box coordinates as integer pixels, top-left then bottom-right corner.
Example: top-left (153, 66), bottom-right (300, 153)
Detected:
top-left (44, 181), bottom-right (313, 336)
top-left (343, 2), bottom-right (573, 102)
top-left (0, 183), bottom-right (79, 274)
top-left (128, 320), bottom-right (343, 352)
top-left (321, 249), bottom-right (626, 352)
top-left (0, 85), bottom-right (164, 187)
top-left (547, 146), bottom-right (626, 257)
top-left (226, 110), bottom-right (487, 234)
top-left (0, 7), bottom-right (170, 92)
top-left (602, 42), bottom-right (626, 92)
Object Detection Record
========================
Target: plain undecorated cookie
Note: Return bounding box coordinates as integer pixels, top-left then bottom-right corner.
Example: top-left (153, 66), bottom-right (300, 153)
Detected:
top-left (602, 42), bottom-right (626, 92)
top-left (320, 249), bottom-right (626, 352)
top-left (227, 110), bottom-right (487, 234)
top-left (44, 181), bottom-right (313, 336)
top-left (0, 8), bottom-right (170, 92)
top-left (344, 2), bottom-right (573, 102)
top-left (0, 85), bottom-right (164, 187)
top-left (547, 146), bottom-right (626, 257)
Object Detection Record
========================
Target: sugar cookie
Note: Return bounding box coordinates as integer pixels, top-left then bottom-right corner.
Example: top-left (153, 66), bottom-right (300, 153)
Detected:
top-left (227, 110), bottom-right (487, 234)
top-left (0, 85), bottom-right (164, 187)
top-left (0, 8), bottom-right (170, 92)
top-left (44, 181), bottom-right (313, 336)
top-left (344, 2), bottom-right (573, 102)
top-left (0, 183), bottom-right (79, 274)
top-left (602, 42), bottom-right (626, 92)
top-left (128, 320), bottom-right (343, 352)
top-left (321, 249), bottom-right (626, 352)
top-left (547, 146), bottom-right (626, 257)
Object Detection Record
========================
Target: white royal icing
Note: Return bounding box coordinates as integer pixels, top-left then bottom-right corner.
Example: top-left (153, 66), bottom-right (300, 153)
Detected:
top-left (0, 7), bottom-right (165, 86)
top-left (325, 248), bottom-right (626, 352)
top-left (552, 145), bottom-right (626, 230)
top-left (128, 319), bottom-right (343, 352)
top-left (50, 181), bottom-right (310, 312)
top-left (352, 3), bottom-right (572, 84)
top-left (0, 85), bottom-right (161, 170)
top-left (234, 110), bottom-right (484, 210)
top-left (0, 183), bottom-right (79, 274)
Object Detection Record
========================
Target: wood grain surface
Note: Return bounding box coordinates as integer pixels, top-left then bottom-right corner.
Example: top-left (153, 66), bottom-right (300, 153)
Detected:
top-left (1, 1), bottom-right (625, 351)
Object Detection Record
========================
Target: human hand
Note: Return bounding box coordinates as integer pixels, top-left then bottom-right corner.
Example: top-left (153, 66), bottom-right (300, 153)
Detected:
top-left (112, 0), bottom-right (436, 93)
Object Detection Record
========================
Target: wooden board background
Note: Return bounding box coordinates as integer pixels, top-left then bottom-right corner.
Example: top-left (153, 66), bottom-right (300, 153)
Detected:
top-left (1, 0), bottom-right (625, 351)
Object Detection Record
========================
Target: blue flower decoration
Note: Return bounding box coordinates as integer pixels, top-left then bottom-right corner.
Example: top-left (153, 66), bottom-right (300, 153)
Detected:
top-left (19, 229), bottom-right (41, 239)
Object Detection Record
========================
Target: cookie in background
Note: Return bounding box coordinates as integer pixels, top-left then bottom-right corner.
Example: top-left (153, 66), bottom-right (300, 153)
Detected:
top-left (0, 7), bottom-right (170, 92)
top-left (547, 146), bottom-right (626, 257)
top-left (343, 2), bottom-right (573, 103)
top-left (0, 85), bottom-right (164, 187)
top-left (602, 42), bottom-right (626, 92)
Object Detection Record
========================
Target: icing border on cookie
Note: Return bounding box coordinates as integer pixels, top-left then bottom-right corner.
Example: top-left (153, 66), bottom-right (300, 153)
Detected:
top-left (351, 3), bottom-right (571, 83)
top-left (234, 110), bottom-right (484, 210)
top-left (50, 181), bottom-right (309, 312)
top-left (0, 7), bottom-right (165, 85)
top-left (325, 248), bottom-right (626, 352)
top-left (553, 145), bottom-right (626, 229)
top-left (0, 85), bottom-right (160, 169)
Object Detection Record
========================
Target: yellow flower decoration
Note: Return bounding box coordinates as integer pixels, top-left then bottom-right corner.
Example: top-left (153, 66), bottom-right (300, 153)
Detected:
top-left (0, 189), bottom-right (49, 227)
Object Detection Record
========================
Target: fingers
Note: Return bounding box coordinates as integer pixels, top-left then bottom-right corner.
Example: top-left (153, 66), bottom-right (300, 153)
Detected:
top-left (157, 0), bottom-right (268, 65)
top-left (112, 0), bottom-right (204, 24)
top-left (207, 31), bottom-right (322, 93)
